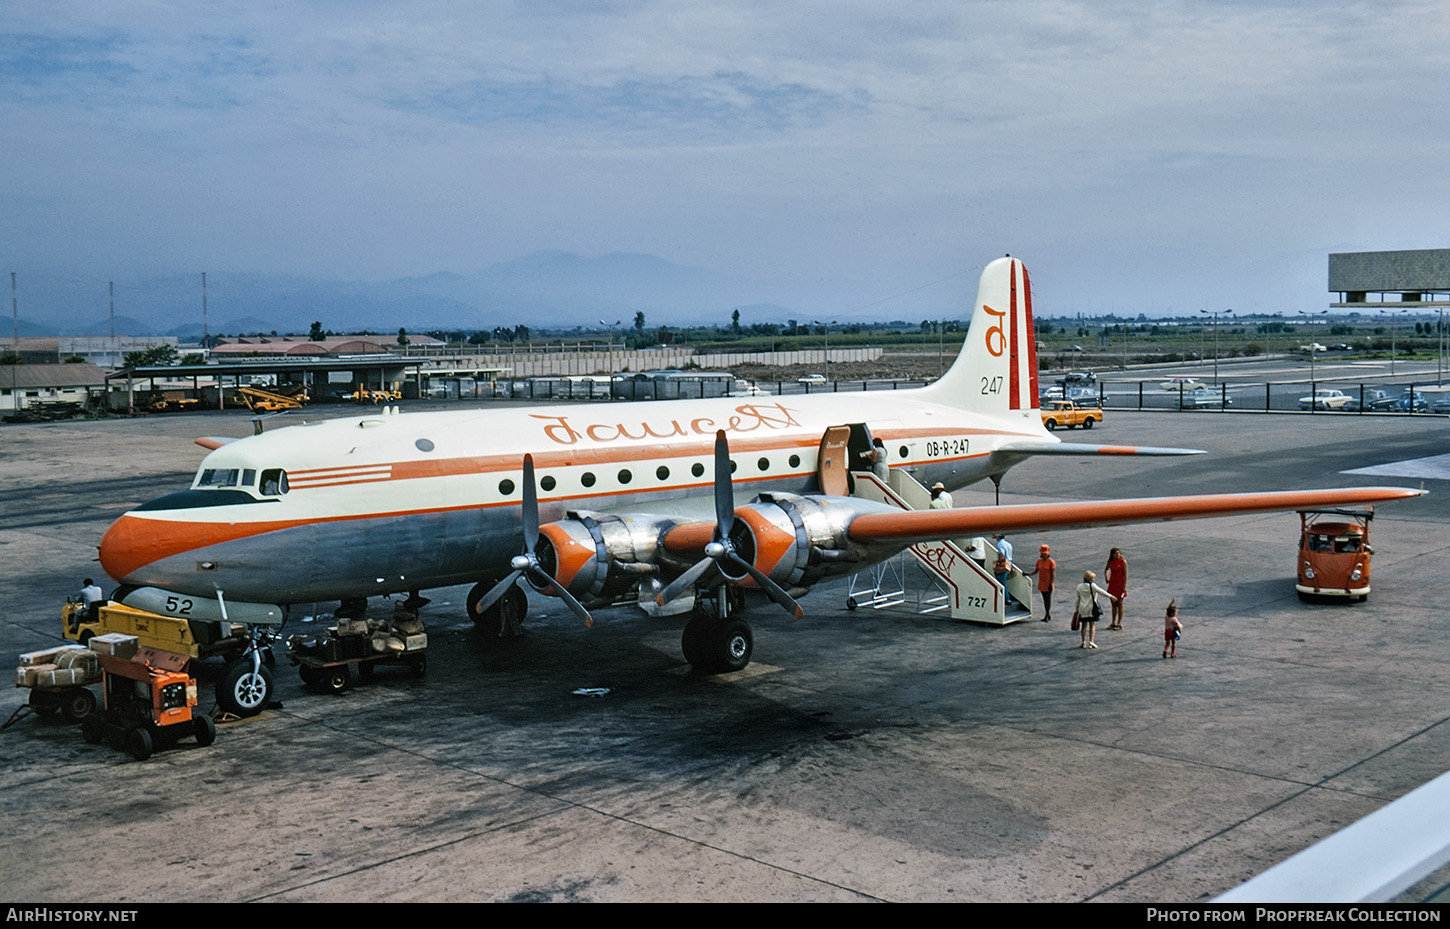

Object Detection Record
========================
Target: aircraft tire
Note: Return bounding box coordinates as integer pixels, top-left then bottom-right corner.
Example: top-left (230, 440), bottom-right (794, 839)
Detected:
top-left (469, 584), bottom-right (526, 640)
top-left (682, 616), bottom-right (753, 674)
top-left (216, 659), bottom-right (274, 718)
top-left (193, 714), bottom-right (216, 748)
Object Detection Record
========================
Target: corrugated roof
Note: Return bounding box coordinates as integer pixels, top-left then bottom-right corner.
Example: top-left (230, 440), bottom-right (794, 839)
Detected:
top-left (1, 363), bottom-right (107, 389)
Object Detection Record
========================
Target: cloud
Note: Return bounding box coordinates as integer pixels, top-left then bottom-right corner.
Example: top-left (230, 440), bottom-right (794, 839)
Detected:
top-left (1, 1), bottom-right (1447, 317)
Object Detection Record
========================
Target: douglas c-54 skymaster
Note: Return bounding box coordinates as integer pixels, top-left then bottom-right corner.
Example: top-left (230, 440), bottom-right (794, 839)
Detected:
top-left (96, 256), bottom-right (1422, 714)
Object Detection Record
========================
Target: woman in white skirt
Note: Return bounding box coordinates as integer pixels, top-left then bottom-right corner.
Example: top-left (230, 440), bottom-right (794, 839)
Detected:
top-left (1074, 570), bottom-right (1117, 649)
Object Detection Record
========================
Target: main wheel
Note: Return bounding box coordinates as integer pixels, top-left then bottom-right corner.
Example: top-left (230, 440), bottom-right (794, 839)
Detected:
top-left (126, 727), bottom-right (153, 762)
top-left (682, 616), bottom-right (753, 674)
top-left (469, 583), bottom-right (526, 639)
top-left (216, 659), bottom-right (274, 717)
top-left (61, 688), bottom-right (97, 722)
top-left (193, 714), bottom-right (217, 747)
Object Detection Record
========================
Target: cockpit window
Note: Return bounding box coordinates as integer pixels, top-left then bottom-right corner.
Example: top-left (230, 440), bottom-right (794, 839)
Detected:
top-left (260, 469), bottom-right (288, 496)
top-left (197, 468), bottom-right (241, 488)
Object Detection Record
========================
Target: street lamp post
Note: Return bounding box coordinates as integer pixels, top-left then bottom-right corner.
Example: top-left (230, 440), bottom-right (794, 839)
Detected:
top-left (600, 318), bottom-right (620, 373)
top-left (1200, 309), bottom-right (1233, 383)
top-left (1298, 310), bottom-right (1327, 382)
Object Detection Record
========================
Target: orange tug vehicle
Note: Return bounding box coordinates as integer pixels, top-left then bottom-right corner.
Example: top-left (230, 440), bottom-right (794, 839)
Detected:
top-left (1296, 508), bottom-right (1374, 602)
top-left (80, 641), bottom-right (216, 761)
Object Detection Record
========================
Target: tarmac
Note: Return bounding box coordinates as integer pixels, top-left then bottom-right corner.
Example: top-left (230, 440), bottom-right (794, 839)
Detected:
top-left (2, 405), bottom-right (1449, 903)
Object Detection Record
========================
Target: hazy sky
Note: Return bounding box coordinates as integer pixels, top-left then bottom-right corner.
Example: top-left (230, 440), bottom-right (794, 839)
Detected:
top-left (3, 1), bottom-right (1447, 320)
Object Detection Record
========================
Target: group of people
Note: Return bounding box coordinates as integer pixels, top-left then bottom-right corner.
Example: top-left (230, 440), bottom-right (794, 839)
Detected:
top-left (1010, 544), bottom-right (1182, 656)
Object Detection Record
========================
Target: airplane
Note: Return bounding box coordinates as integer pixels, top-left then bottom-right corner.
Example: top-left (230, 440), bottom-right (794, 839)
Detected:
top-left (95, 256), bottom-right (1422, 715)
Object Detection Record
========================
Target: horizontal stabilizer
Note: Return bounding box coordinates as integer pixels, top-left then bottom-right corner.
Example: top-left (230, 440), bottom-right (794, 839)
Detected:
top-left (847, 487), bottom-right (1424, 545)
top-left (996, 441), bottom-right (1205, 458)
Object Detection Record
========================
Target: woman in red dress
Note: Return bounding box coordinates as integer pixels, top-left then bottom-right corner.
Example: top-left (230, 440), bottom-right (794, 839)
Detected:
top-left (1105, 547), bottom-right (1128, 630)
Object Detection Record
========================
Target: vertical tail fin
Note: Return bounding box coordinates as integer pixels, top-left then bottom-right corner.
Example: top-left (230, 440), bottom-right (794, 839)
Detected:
top-left (924, 256), bottom-right (1041, 420)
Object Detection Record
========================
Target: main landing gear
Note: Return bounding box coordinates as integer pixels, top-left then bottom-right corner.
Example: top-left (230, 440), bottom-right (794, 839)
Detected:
top-left (466, 581), bottom-right (526, 640)
top-left (681, 586), bottom-right (753, 674)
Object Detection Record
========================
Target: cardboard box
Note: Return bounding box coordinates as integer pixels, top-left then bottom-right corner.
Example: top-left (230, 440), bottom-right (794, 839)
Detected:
top-left (16, 663), bottom-right (57, 687)
top-left (88, 634), bottom-right (139, 659)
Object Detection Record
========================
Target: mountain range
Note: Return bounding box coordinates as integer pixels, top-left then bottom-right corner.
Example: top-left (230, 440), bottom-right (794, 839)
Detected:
top-left (10, 251), bottom-right (806, 340)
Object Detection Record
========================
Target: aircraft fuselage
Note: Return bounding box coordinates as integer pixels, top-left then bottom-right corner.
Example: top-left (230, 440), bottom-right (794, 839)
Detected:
top-left (99, 389), bottom-right (1047, 605)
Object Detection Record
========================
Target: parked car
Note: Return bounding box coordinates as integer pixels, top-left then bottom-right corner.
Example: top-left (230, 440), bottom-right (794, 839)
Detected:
top-left (1298, 343), bottom-right (1328, 353)
top-left (1040, 400), bottom-right (1101, 431)
top-left (1328, 343), bottom-right (1355, 352)
top-left (1398, 390), bottom-right (1429, 412)
top-left (1160, 377), bottom-right (1202, 392)
top-left (1431, 395), bottom-right (1450, 414)
top-left (1344, 389), bottom-right (1397, 412)
top-left (1180, 386), bottom-right (1232, 408)
top-left (1298, 389), bottom-right (1350, 410)
top-left (1064, 385), bottom-right (1109, 405)
top-left (797, 374), bottom-right (827, 385)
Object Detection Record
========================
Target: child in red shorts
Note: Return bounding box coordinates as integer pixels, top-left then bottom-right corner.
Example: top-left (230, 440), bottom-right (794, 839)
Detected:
top-left (1163, 600), bottom-right (1183, 659)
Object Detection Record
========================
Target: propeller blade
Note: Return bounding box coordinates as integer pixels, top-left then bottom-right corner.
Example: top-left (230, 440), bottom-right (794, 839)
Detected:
top-left (713, 430), bottom-right (735, 538)
top-left (473, 568), bottom-right (524, 616)
top-left (522, 453), bottom-right (539, 550)
top-left (723, 552), bottom-right (804, 620)
top-left (529, 567), bottom-right (595, 628)
top-left (656, 554), bottom-right (716, 606)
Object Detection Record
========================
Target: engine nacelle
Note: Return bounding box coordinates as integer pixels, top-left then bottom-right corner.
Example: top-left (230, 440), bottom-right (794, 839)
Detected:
top-left (535, 512), bottom-right (684, 603)
top-left (728, 492), bottom-right (902, 591)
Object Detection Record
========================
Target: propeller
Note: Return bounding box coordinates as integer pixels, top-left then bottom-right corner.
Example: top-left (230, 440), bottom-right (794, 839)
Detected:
top-left (473, 454), bottom-right (595, 627)
top-left (656, 431), bottom-right (804, 619)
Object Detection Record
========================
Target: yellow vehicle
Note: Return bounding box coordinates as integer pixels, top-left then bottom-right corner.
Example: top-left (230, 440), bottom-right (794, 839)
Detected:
top-left (238, 385), bottom-right (308, 412)
top-left (350, 386), bottom-right (403, 403)
top-left (1040, 400), bottom-right (1102, 431)
top-left (63, 600), bottom-right (274, 717)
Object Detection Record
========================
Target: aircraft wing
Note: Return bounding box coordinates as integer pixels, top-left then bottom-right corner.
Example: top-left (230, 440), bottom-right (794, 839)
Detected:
top-left (846, 486), bottom-right (1424, 544)
top-left (995, 441), bottom-right (1205, 457)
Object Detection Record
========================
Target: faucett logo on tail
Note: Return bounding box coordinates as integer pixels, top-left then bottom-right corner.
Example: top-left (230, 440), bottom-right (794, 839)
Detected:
top-left (983, 303), bottom-right (1006, 357)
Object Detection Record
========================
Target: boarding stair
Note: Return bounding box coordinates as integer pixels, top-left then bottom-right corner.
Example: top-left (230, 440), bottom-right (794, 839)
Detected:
top-left (846, 466), bottom-right (1033, 625)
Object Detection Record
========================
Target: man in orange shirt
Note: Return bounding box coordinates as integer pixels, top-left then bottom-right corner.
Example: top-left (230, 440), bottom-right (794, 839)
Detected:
top-left (1024, 544), bottom-right (1057, 622)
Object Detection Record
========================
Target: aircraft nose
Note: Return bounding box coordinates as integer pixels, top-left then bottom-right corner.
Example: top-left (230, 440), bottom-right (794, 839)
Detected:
top-left (99, 514), bottom-right (152, 583)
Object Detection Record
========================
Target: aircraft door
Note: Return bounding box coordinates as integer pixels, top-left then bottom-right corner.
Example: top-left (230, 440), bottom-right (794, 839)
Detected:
top-left (818, 423), bottom-right (880, 495)
top-left (817, 426), bottom-right (852, 495)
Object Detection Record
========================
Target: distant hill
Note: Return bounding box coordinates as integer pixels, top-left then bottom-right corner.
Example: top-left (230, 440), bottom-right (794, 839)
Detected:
top-left (10, 251), bottom-right (824, 338)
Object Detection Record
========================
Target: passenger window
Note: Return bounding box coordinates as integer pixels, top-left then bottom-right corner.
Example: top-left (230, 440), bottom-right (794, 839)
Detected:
top-left (260, 469), bottom-right (289, 495)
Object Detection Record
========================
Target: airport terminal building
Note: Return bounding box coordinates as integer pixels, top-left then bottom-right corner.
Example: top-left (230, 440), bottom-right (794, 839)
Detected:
top-left (1330, 248), bottom-right (1450, 308)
